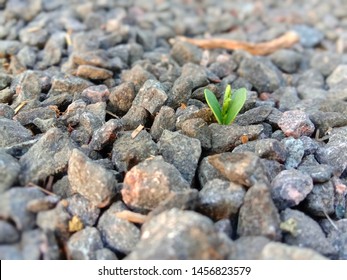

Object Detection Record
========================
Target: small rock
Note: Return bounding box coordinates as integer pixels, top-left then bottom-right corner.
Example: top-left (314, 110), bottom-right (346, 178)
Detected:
top-left (36, 203), bottom-right (71, 238)
top-left (170, 41), bottom-right (202, 66)
top-left (255, 139), bottom-right (287, 163)
top-left (80, 85), bottom-right (110, 103)
top-left (237, 57), bottom-right (284, 93)
top-left (67, 227), bottom-right (104, 260)
top-left (40, 32), bottom-right (65, 67)
top-left (149, 189), bottom-right (199, 217)
top-left (0, 117), bottom-right (33, 148)
top-left (303, 180), bottom-right (335, 217)
top-left (0, 40), bottom-right (23, 57)
top-left (271, 87), bottom-right (300, 111)
top-left (269, 49), bottom-right (302, 74)
top-left (176, 106), bottom-right (212, 130)
top-left (271, 169), bottom-right (313, 210)
top-left (89, 119), bottom-right (123, 151)
top-left (150, 106), bottom-right (176, 140)
top-left (206, 152), bottom-right (269, 187)
top-left (48, 74), bottom-right (93, 96)
top-left (259, 242), bottom-right (327, 260)
top-left (326, 219), bottom-right (347, 260)
top-left (66, 194), bottom-right (100, 227)
top-left (0, 220), bottom-right (20, 244)
top-left (112, 130), bottom-right (158, 173)
top-left (5, 0), bottom-right (41, 21)
top-left (327, 81), bottom-right (347, 100)
top-left (238, 183), bottom-right (281, 241)
top-left (198, 179), bottom-right (246, 220)
top-left (214, 219), bottom-right (233, 238)
top-left (0, 187), bottom-right (45, 230)
top-left (97, 201), bottom-right (140, 255)
top-left (209, 123), bottom-right (263, 153)
top-left (281, 137), bottom-right (305, 169)
top-left (132, 79), bottom-right (168, 114)
top-left (316, 127), bottom-right (347, 175)
top-left (68, 149), bottom-right (116, 208)
top-left (300, 136), bottom-right (319, 156)
top-left (326, 65), bottom-right (347, 87)
top-left (122, 156), bottom-right (190, 212)
top-left (296, 68), bottom-right (325, 89)
top-left (76, 65), bottom-right (113, 80)
top-left (0, 104), bottom-right (15, 119)
top-left (108, 82), bottom-right (135, 116)
top-left (235, 106), bottom-right (273, 126)
top-left (121, 64), bottom-right (155, 92)
top-left (19, 26), bottom-right (49, 48)
top-left (309, 111), bottom-right (347, 136)
top-left (261, 159), bottom-right (284, 182)
top-left (228, 236), bottom-right (270, 259)
top-left (298, 164), bottom-right (333, 183)
top-left (19, 128), bottom-right (76, 184)
top-left (121, 105), bottom-right (149, 131)
top-left (278, 110), bottom-right (315, 138)
top-left (0, 151), bottom-right (20, 193)
top-left (181, 118), bottom-right (212, 150)
top-left (280, 208), bottom-right (336, 257)
top-left (52, 176), bottom-right (73, 199)
top-left (16, 46), bottom-right (36, 69)
top-left (127, 209), bottom-right (232, 259)
top-left (158, 130), bottom-right (201, 184)
top-left (293, 24), bottom-right (324, 48)
top-left (13, 106), bottom-right (57, 126)
top-left (0, 73), bottom-right (12, 90)
top-left (310, 51), bottom-right (341, 76)
top-left (95, 248), bottom-right (118, 260)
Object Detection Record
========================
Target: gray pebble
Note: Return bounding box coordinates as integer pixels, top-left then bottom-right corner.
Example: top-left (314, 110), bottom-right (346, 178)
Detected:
top-left (170, 41), bottom-right (202, 66)
top-left (255, 139), bottom-right (287, 163)
top-left (68, 149), bottom-right (116, 208)
top-left (122, 156), bottom-right (190, 212)
top-left (108, 82), bottom-right (135, 116)
top-left (66, 194), bottom-right (100, 227)
top-left (198, 179), bottom-right (246, 221)
top-left (278, 110), bottom-right (315, 138)
top-left (97, 201), bottom-right (140, 255)
top-left (209, 123), bottom-right (263, 153)
top-left (0, 220), bottom-right (20, 244)
top-left (181, 118), bottom-right (212, 150)
top-left (206, 152), bottom-right (269, 187)
top-left (294, 24), bottom-right (324, 48)
top-left (238, 183), bottom-right (281, 241)
top-left (19, 128), bottom-right (76, 184)
top-left (112, 130), bottom-right (158, 173)
top-left (158, 130), bottom-right (201, 185)
top-left (270, 49), bottom-right (302, 74)
top-left (280, 208), bottom-right (336, 258)
top-left (238, 57), bottom-right (284, 93)
top-left (0, 187), bottom-right (45, 230)
top-left (150, 106), bottom-right (176, 141)
top-left (282, 137), bottom-right (305, 169)
top-left (132, 79), bottom-right (168, 115)
top-left (127, 209), bottom-right (232, 259)
top-left (0, 151), bottom-right (20, 193)
top-left (271, 169), bottom-right (313, 210)
top-left (67, 227), bottom-right (104, 260)
top-left (316, 127), bottom-right (347, 176)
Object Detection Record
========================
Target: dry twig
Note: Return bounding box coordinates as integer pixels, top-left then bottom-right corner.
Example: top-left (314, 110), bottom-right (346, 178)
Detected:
top-left (175, 31), bottom-right (300, 56)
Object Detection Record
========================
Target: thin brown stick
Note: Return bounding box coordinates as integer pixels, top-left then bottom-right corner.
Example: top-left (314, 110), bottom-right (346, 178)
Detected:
top-left (115, 210), bottom-right (148, 224)
top-left (175, 31), bottom-right (300, 56)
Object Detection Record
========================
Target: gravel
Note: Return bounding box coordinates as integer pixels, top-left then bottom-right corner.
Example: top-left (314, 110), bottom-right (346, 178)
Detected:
top-left (1, 0), bottom-right (346, 260)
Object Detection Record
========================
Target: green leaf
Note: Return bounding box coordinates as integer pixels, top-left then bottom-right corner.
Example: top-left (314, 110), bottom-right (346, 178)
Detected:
top-left (204, 88), bottom-right (222, 124)
top-left (222, 84), bottom-right (232, 116)
top-left (224, 87), bottom-right (247, 125)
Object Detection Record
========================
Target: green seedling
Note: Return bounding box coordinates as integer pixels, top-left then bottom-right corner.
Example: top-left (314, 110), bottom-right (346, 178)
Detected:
top-left (204, 85), bottom-right (247, 125)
